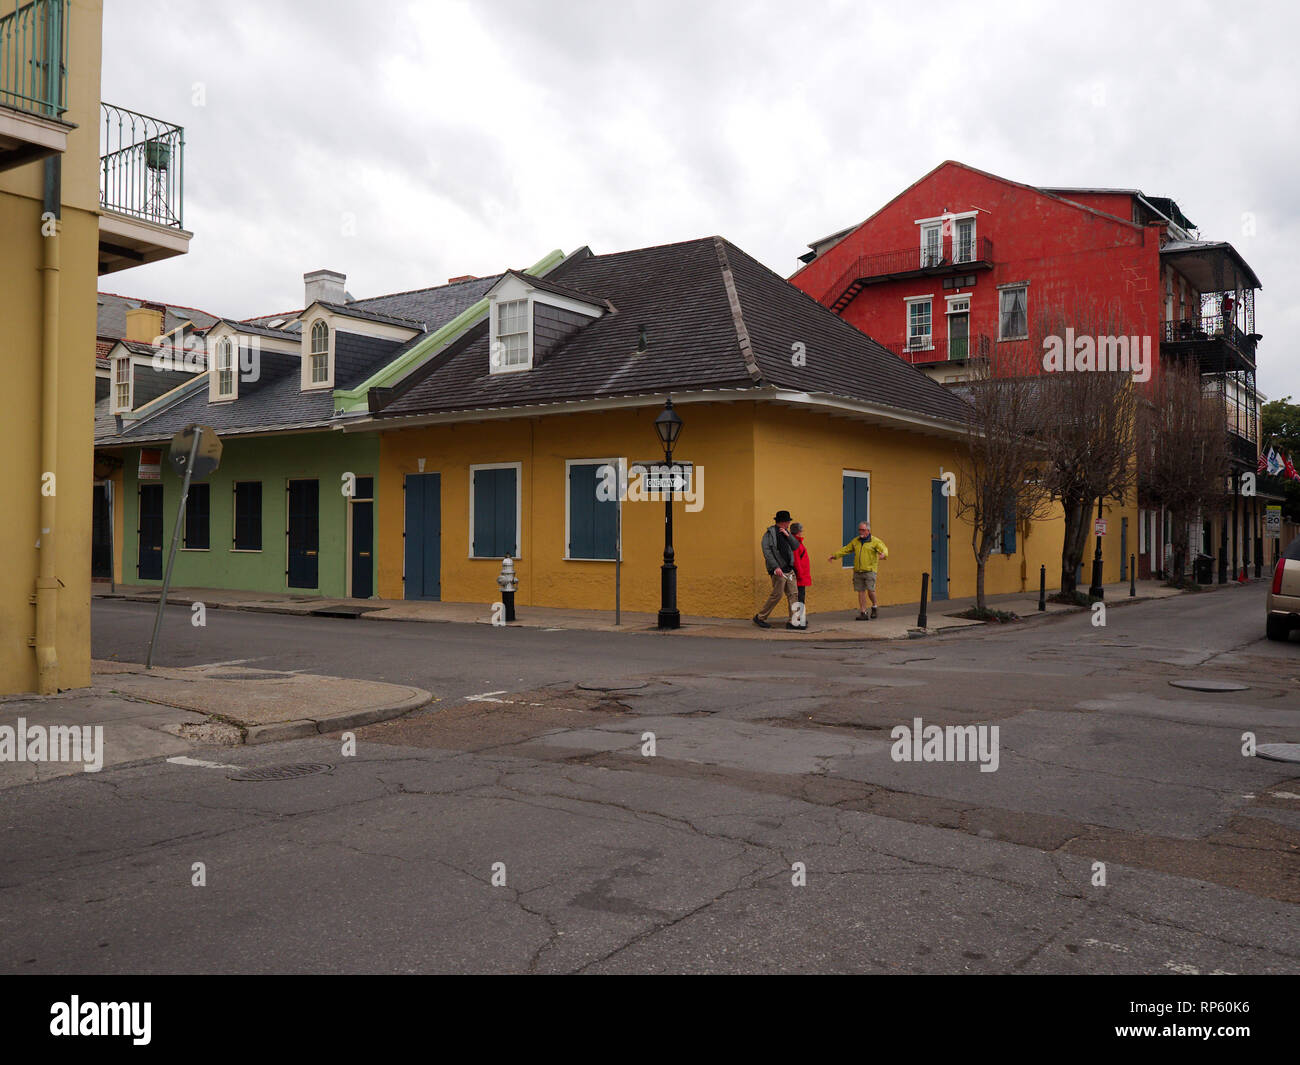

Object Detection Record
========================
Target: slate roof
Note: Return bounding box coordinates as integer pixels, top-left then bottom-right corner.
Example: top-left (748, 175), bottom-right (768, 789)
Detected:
top-left (347, 274), bottom-right (502, 327)
top-left (97, 292), bottom-right (221, 339)
top-left (499, 268), bottom-right (609, 308)
top-left (313, 302), bottom-right (427, 331)
top-left (376, 236), bottom-right (972, 429)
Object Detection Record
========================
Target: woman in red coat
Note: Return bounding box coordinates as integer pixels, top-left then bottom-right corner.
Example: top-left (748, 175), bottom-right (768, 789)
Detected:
top-left (790, 522), bottom-right (812, 626)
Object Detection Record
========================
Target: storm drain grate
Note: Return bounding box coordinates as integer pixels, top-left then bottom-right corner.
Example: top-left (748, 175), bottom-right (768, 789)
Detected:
top-left (228, 763), bottom-right (333, 782)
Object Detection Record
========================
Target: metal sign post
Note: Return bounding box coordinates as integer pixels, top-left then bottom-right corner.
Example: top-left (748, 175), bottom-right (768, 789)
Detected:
top-left (146, 425), bottom-right (221, 668)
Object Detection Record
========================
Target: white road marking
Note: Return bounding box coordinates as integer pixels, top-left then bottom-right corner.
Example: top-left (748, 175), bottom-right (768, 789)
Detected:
top-left (465, 691), bottom-right (508, 703)
top-left (167, 756), bottom-right (244, 770)
top-left (1269, 791), bottom-right (1300, 800)
top-left (1082, 938), bottom-right (1129, 953)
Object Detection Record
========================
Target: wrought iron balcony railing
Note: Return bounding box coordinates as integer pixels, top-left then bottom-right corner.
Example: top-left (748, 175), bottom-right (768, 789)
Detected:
top-left (0, 0), bottom-right (67, 118)
top-left (1160, 314), bottom-right (1257, 364)
top-left (100, 103), bottom-right (185, 229)
top-left (825, 236), bottom-right (994, 310)
top-left (902, 333), bottom-right (992, 363)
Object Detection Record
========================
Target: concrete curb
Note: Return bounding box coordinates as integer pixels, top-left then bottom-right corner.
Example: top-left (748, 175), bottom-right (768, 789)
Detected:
top-left (241, 688), bottom-right (433, 746)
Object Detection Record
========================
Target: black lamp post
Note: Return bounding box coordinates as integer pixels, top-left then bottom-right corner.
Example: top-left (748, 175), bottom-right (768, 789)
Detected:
top-left (654, 396), bottom-right (683, 629)
top-left (1088, 495), bottom-right (1105, 599)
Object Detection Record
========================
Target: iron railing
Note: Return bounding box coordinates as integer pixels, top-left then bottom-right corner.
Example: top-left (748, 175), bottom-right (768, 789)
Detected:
top-left (1161, 314), bottom-right (1257, 359)
top-left (0, 0), bottom-right (67, 118)
top-left (826, 236), bottom-right (994, 307)
top-left (100, 102), bottom-right (185, 228)
top-left (903, 332), bottom-right (991, 363)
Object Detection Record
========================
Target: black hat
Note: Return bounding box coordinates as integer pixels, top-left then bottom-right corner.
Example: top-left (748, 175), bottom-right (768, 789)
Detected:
top-left (774, 510), bottom-right (792, 523)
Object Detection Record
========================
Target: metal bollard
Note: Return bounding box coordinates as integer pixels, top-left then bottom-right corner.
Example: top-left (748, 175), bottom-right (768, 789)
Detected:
top-left (917, 572), bottom-right (929, 630)
top-left (497, 556), bottom-right (518, 622)
top-left (1129, 555), bottom-right (1136, 597)
top-left (1038, 564), bottom-right (1046, 612)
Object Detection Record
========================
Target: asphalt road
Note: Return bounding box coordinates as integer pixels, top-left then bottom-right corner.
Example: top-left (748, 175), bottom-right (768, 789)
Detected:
top-left (2, 583), bottom-right (1296, 973)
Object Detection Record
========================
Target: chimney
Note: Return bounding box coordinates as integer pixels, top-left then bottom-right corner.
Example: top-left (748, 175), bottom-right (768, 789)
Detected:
top-left (448, 274), bottom-right (477, 284)
top-left (304, 269), bottom-right (347, 307)
top-left (124, 303), bottom-right (164, 342)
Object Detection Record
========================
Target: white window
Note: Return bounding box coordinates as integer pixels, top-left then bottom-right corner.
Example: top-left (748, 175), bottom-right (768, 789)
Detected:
top-left (309, 320), bottom-right (329, 384)
top-left (216, 338), bottom-right (235, 397)
top-left (906, 297), bottom-right (933, 350)
top-left (998, 285), bottom-right (1028, 340)
top-left (493, 299), bottom-right (530, 371)
top-left (113, 357), bottom-right (131, 412)
top-left (955, 217), bottom-right (976, 263)
top-left (920, 224), bottom-right (943, 267)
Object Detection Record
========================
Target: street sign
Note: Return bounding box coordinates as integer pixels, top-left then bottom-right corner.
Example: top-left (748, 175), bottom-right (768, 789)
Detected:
top-left (631, 460), bottom-right (693, 495)
top-left (1094, 518), bottom-right (1108, 535)
top-left (1266, 505), bottom-right (1282, 538)
top-left (169, 425), bottom-right (221, 479)
top-left (138, 448), bottom-right (162, 481)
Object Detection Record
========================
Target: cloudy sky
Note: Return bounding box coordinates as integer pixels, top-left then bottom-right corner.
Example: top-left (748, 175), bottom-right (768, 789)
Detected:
top-left (102, 0), bottom-right (1298, 398)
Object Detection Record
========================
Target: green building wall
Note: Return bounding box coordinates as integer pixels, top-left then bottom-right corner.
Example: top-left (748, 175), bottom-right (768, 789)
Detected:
top-left (117, 431), bottom-right (379, 598)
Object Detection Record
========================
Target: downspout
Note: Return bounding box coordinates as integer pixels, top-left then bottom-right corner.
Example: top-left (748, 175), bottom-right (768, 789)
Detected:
top-left (36, 156), bottom-right (62, 693)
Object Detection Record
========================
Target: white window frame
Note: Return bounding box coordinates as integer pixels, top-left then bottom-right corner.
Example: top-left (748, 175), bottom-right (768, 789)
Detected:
top-left (564, 458), bottom-right (624, 562)
top-left (306, 319), bottom-right (332, 389)
top-left (905, 295), bottom-right (934, 351)
top-left (112, 356), bottom-right (132, 413)
top-left (954, 215), bottom-right (977, 263)
top-left (468, 461), bottom-right (523, 560)
top-left (997, 282), bottom-right (1029, 341)
top-left (945, 294), bottom-right (971, 360)
top-left (215, 337), bottom-right (236, 399)
top-left (919, 223), bottom-right (943, 268)
top-left (490, 299), bottom-right (532, 374)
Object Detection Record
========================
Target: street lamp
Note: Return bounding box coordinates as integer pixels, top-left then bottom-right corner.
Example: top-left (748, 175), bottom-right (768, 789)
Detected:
top-left (654, 396), bottom-right (683, 629)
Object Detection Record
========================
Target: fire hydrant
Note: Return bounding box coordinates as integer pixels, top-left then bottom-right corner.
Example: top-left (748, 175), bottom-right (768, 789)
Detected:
top-left (497, 556), bottom-right (517, 622)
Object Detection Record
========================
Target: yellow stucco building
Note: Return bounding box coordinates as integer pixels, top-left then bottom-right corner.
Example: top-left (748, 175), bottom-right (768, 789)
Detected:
top-left (2, 0), bottom-right (189, 693)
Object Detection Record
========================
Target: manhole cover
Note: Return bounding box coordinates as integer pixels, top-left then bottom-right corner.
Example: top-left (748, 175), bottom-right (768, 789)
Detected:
top-left (204, 672), bottom-right (294, 681)
top-left (1168, 679), bottom-right (1250, 692)
top-left (577, 681), bottom-right (648, 692)
top-left (228, 763), bottom-right (333, 781)
top-left (1256, 743), bottom-right (1300, 764)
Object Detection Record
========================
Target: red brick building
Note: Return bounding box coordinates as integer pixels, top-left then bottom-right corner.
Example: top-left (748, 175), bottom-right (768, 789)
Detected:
top-left (790, 161), bottom-right (1263, 583)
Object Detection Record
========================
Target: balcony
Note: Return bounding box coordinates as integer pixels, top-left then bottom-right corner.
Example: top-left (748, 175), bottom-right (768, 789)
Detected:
top-left (824, 236), bottom-right (994, 311)
top-left (1160, 313), bottom-right (1257, 373)
top-left (0, 0), bottom-right (70, 173)
top-left (902, 332), bottom-right (992, 365)
top-left (98, 103), bottom-right (191, 274)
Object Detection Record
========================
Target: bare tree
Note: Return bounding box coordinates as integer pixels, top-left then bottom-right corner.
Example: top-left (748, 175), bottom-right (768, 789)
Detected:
top-left (1137, 358), bottom-right (1229, 582)
top-left (955, 349), bottom-right (1054, 610)
top-left (1028, 308), bottom-right (1138, 596)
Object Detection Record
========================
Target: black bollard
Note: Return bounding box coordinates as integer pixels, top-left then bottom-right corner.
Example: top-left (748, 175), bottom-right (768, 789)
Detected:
top-left (503, 588), bottom-right (516, 622)
top-left (1129, 555), bottom-right (1136, 597)
top-left (917, 572), bottom-right (929, 630)
top-left (1038, 564), bottom-right (1046, 612)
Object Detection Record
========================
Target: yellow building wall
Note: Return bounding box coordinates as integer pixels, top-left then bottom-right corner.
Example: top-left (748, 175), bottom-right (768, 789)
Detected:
top-left (0, 0), bottom-right (104, 693)
top-left (377, 400), bottom-right (1134, 619)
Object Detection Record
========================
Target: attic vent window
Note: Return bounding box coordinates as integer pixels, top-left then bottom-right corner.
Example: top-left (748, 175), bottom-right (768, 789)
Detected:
top-left (309, 320), bottom-right (329, 383)
top-left (495, 299), bottom-right (529, 369)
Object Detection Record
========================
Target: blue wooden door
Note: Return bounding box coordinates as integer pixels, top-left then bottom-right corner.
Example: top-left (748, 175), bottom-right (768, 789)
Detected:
top-left (137, 483), bottom-right (163, 580)
top-left (404, 473), bottom-right (441, 600)
top-left (350, 476), bottom-right (374, 599)
top-left (930, 479), bottom-right (949, 601)
top-left (841, 473), bottom-right (869, 568)
top-left (287, 479), bottom-right (319, 589)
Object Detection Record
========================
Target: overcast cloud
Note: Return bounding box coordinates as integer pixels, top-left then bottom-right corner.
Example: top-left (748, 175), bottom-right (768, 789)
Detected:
top-left (102, 0), bottom-right (1298, 398)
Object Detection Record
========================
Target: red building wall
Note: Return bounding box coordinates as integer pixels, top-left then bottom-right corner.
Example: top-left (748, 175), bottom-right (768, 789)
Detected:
top-left (790, 162), bottom-right (1164, 375)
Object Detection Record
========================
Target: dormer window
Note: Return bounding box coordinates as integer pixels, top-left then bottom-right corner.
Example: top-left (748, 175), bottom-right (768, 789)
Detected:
top-left (112, 356), bottom-right (131, 412)
top-left (309, 320), bottom-right (330, 384)
top-left (216, 338), bottom-right (235, 397)
top-left (494, 300), bottom-right (530, 371)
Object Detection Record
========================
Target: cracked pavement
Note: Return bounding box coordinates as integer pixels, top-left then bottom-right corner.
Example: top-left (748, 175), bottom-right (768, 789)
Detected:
top-left (0, 584), bottom-right (1296, 973)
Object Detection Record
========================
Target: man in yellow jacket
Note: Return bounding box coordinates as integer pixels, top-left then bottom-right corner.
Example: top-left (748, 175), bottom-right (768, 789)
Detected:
top-left (829, 522), bottom-right (889, 621)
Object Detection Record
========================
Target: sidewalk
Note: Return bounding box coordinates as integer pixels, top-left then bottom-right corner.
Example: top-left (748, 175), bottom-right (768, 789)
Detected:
top-left (0, 660), bottom-right (432, 788)
top-left (98, 577), bottom-right (1194, 642)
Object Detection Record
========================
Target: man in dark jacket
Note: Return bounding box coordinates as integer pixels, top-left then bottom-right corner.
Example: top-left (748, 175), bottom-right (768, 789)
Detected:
top-left (755, 510), bottom-right (801, 630)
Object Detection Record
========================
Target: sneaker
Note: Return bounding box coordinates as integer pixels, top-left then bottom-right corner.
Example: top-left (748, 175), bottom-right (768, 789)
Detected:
top-left (856, 612), bottom-right (870, 621)
top-left (870, 608), bottom-right (878, 619)
top-left (753, 615), bottom-right (771, 629)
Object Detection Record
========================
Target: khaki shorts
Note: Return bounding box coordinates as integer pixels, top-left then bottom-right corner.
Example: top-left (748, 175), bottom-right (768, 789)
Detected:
top-left (852, 570), bottom-right (877, 592)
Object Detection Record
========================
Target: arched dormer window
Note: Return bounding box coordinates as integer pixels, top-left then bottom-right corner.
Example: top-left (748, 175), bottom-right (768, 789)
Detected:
top-left (216, 337), bottom-right (235, 396)
top-left (309, 320), bottom-right (329, 384)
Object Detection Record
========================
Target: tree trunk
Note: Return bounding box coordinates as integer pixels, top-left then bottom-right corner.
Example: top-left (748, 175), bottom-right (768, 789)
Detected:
top-left (1059, 492), bottom-right (1090, 595)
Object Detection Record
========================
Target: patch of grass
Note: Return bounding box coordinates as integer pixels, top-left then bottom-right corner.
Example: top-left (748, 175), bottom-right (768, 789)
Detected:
top-left (951, 607), bottom-right (1020, 622)
top-left (1048, 590), bottom-right (1101, 607)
